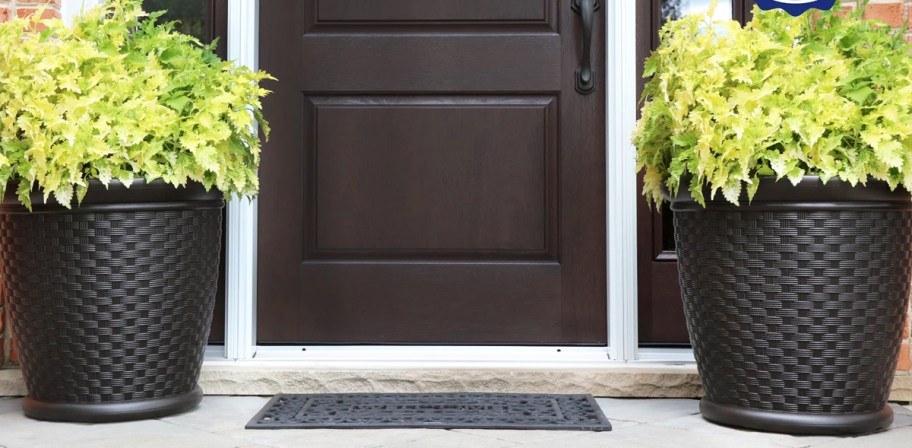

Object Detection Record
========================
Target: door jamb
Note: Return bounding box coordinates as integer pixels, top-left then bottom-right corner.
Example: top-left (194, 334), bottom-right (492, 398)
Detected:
top-left (605, 0), bottom-right (639, 363)
top-left (223, 0), bottom-right (259, 360)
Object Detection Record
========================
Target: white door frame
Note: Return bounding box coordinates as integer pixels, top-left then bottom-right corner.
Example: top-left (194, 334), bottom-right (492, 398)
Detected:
top-left (61, 0), bottom-right (98, 23)
top-left (605, 0), bottom-right (640, 363)
top-left (217, 0), bottom-right (693, 363)
top-left (62, 0), bottom-right (691, 364)
top-left (223, 0), bottom-right (259, 361)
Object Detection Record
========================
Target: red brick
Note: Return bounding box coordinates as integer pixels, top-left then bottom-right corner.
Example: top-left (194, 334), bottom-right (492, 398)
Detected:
top-left (17, 7), bottom-right (61, 21)
top-left (16, 7), bottom-right (59, 31)
top-left (0, 8), bottom-right (10, 23)
top-left (864, 2), bottom-right (905, 28)
top-left (834, 5), bottom-right (855, 19)
top-left (899, 343), bottom-right (911, 372)
top-left (904, 312), bottom-right (911, 340)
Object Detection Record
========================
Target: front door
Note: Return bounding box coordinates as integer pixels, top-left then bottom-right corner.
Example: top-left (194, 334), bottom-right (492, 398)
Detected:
top-left (257, 0), bottom-right (606, 345)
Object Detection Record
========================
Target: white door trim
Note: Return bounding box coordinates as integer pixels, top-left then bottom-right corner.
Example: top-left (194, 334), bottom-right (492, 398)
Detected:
top-left (223, 0), bottom-right (259, 360)
top-left (61, 0), bottom-right (103, 24)
top-left (218, 0), bottom-right (690, 364)
top-left (605, 0), bottom-right (640, 362)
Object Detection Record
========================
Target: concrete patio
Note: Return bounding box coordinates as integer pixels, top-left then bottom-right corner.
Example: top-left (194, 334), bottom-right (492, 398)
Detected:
top-left (0, 396), bottom-right (909, 448)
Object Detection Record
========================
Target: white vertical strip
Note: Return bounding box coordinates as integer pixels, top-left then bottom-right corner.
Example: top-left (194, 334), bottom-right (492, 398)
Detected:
top-left (606, 0), bottom-right (639, 362)
top-left (224, 0), bottom-right (259, 360)
top-left (61, 0), bottom-right (101, 25)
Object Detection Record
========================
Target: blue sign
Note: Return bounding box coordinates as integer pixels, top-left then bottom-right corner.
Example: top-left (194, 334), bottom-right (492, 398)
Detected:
top-left (756, 0), bottom-right (837, 16)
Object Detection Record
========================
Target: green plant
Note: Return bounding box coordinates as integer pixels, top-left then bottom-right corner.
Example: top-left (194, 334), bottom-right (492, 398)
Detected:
top-left (633, 0), bottom-right (912, 206)
top-left (0, 0), bottom-right (272, 209)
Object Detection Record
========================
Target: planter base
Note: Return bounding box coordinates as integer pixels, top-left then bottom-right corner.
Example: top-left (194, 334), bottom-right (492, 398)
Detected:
top-left (700, 398), bottom-right (894, 436)
top-left (22, 386), bottom-right (203, 423)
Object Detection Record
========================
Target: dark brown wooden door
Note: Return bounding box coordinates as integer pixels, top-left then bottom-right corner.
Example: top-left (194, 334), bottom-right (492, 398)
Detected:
top-left (636, 0), bottom-right (753, 346)
top-left (257, 0), bottom-right (606, 345)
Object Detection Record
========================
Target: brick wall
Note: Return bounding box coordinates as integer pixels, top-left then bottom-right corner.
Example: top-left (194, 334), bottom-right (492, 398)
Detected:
top-left (0, 0), bottom-right (61, 22)
top-left (841, 0), bottom-right (912, 43)
top-left (0, 0), bottom-right (60, 368)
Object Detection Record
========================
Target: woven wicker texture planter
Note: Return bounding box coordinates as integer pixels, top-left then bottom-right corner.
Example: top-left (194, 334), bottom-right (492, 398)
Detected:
top-left (0, 180), bottom-right (223, 423)
top-left (669, 177), bottom-right (912, 435)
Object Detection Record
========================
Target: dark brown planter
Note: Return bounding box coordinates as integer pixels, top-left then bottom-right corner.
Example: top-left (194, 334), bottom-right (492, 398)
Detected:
top-left (0, 180), bottom-right (224, 423)
top-left (668, 176), bottom-right (912, 435)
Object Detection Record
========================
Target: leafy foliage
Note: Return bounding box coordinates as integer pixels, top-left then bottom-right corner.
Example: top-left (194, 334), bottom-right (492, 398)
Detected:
top-left (633, 0), bottom-right (912, 206)
top-left (0, 0), bottom-right (272, 209)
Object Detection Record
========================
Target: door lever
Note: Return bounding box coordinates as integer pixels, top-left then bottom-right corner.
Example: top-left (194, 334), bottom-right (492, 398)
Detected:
top-left (572, 0), bottom-right (599, 94)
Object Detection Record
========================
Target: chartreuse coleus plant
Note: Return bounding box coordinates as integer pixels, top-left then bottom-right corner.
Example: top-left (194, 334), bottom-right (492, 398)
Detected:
top-left (633, 0), bottom-right (912, 207)
top-left (0, 0), bottom-right (272, 209)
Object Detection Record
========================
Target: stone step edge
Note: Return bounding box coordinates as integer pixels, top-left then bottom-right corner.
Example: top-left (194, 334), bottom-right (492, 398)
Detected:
top-left (1, 365), bottom-right (910, 401)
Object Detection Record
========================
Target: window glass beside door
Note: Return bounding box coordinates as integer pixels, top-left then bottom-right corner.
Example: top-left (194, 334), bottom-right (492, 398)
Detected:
top-left (143, 0), bottom-right (207, 41)
top-left (662, 0), bottom-right (733, 22)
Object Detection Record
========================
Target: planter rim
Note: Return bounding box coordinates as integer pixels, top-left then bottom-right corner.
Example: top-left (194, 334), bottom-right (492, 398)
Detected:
top-left (667, 176), bottom-right (912, 212)
top-left (0, 179), bottom-right (224, 214)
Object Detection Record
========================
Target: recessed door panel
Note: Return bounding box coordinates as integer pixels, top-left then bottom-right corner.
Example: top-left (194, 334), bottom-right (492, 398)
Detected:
top-left (307, 96), bottom-right (558, 261)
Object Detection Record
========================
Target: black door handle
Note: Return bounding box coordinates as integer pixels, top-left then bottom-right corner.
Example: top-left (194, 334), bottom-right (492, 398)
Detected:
top-left (572, 0), bottom-right (598, 94)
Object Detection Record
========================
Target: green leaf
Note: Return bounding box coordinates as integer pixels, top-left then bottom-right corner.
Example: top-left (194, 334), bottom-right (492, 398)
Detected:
top-left (843, 86), bottom-right (874, 103)
top-left (16, 179), bottom-right (32, 211)
top-left (746, 176), bottom-right (760, 203)
top-left (164, 95), bottom-right (190, 111)
top-left (643, 57), bottom-right (658, 78)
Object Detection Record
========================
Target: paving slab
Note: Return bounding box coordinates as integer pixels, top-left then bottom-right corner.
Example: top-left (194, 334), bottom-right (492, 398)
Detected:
top-left (370, 430), bottom-right (521, 448)
top-left (0, 409), bottom-right (247, 448)
top-left (594, 398), bottom-right (700, 424)
top-left (0, 398), bottom-right (21, 415)
top-left (653, 410), bottom-right (838, 448)
top-left (523, 423), bottom-right (788, 448)
top-left (811, 425), bottom-right (912, 448)
top-left (450, 428), bottom-right (595, 444)
top-left (891, 403), bottom-right (912, 428)
top-left (159, 395), bottom-right (271, 434)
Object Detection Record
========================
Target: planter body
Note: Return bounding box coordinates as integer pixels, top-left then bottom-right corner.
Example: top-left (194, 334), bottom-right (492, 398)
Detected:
top-left (0, 180), bottom-right (224, 422)
top-left (669, 177), bottom-right (912, 435)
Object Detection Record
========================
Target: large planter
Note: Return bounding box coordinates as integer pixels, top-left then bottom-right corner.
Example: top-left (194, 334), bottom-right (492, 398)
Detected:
top-left (0, 180), bottom-right (224, 423)
top-left (669, 176), bottom-right (912, 435)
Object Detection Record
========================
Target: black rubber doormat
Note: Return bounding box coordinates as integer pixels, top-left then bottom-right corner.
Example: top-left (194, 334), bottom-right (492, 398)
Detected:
top-left (246, 393), bottom-right (612, 431)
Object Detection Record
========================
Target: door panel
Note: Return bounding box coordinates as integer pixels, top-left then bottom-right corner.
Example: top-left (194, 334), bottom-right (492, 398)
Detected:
top-left (258, 0), bottom-right (605, 345)
top-left (299, 36), bottom-right (561, 92)
top-left (307, 96), bottom-right (557, 261)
